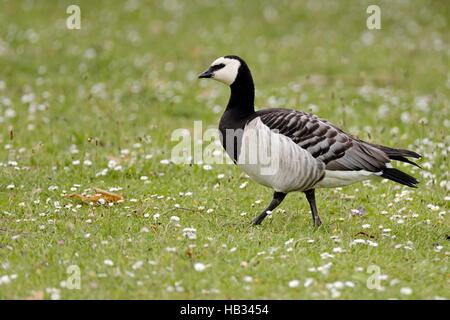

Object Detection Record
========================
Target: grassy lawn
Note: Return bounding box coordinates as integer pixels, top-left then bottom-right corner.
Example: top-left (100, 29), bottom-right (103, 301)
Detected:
top-left (0, 0), bottom-right (448, 299)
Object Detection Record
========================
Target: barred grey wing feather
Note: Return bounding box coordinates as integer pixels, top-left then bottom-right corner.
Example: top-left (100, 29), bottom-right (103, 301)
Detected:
top-left (256, 108), bottom-right (390, 172)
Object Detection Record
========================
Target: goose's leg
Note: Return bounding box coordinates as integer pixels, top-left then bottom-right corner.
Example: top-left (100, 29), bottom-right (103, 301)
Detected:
top-left (304, 189), bottom-right (322, 227)
top-left (252, 192), bottom-right (286, 225)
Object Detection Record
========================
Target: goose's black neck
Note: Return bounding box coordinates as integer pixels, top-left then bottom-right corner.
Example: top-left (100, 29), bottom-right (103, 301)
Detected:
top-left (218, 57), bottom-right (256, 163)
top-left (225, 62), bottom-right (255, 119)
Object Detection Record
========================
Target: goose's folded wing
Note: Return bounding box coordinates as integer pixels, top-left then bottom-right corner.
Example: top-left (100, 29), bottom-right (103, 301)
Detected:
top-left (256, 108), bottom-right (389, 172)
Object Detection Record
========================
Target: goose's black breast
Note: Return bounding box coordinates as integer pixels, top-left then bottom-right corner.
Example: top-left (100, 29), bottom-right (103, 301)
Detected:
top-left (218, 110), bottom-right (251, 163)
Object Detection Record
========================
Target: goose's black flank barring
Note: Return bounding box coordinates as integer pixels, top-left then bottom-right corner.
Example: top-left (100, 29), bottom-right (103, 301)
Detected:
top-left (199, 55), bottom-right (421, 227)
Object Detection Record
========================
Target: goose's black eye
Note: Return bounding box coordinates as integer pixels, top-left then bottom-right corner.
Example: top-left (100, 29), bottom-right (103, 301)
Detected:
top-left (210, 63), bottom-right (225, 71)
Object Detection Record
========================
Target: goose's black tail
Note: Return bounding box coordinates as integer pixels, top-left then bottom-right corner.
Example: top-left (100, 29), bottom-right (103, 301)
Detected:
top-left (372, 144), bottom-right (421, 188)
top-left (381, 168), bottom-right (419, 188)
top-left (372, 144), bottom-right (421, 168)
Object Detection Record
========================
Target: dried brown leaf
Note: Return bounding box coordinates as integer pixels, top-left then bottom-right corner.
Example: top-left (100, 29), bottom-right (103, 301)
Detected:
top-left (354, 231), bottom-right (376, 239)
top-left (26, 291), bottom-right (44, 300)
top-left (65, 188), bottom-right (124, 205)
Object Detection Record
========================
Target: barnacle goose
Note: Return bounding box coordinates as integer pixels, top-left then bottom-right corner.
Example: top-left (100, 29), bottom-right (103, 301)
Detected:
top-left (199, 55), bottom-right (421, 227)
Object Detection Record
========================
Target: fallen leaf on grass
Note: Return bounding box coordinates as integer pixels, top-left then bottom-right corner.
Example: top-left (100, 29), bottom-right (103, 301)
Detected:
top-left (354, 231), bottom-right (376, 239)
top-left (184, 248), bottom-right (193, 259)
top-left (26, 291), bottom-right (44, 300)
top-left (65, 188), bottom-right (124, 205)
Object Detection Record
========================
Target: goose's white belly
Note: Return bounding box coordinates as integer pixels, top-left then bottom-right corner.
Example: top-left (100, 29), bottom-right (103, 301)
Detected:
top-left (237, 118), bottom-right (325, 193)
top-left (315, 170), bottom-right (379, 188)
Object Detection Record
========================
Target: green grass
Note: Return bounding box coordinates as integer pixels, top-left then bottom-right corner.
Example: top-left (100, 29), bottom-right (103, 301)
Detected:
top-left (0, 0), bottom-right (448, 299)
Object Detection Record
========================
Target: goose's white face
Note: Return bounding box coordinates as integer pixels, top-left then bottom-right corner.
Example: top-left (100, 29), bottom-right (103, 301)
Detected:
top-left (199, 57), bottom-right (241, 85)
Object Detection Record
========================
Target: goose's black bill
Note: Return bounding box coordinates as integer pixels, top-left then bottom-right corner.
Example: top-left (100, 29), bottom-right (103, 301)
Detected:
top-left (198, 68), bottom-right (213, 78)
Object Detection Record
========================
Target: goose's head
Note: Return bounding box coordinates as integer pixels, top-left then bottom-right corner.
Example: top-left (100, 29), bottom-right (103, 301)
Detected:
top-left (198, 55), bottom-right (247, 86)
